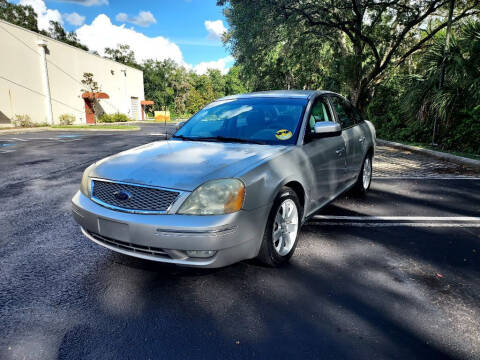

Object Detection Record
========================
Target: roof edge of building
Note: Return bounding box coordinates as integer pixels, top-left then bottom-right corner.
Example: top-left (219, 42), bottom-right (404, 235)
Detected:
top-left (0, 19), bottom-right (143, 74)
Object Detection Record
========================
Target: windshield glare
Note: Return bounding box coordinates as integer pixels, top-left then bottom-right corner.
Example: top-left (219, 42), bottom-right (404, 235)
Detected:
top-left (174, 98), bottom-right (307, 145)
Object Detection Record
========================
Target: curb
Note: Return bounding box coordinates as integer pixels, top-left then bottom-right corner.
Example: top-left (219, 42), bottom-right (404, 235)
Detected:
top-left (377, 139), bottom-right (480, 171)
top-left (0, 121), bottom-right (178, 135)
top-left (0, 126), bottom-right (141, 135)
top-left (0, 127), bottom-right (50, 134)
top-left (48, 127), bottom-right (141, 132)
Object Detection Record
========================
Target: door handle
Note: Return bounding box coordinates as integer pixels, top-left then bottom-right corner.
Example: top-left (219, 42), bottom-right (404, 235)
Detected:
top-left (336, 148), bottom-right (345, 156)
top-left (359, 136), bottom-right (366, 143)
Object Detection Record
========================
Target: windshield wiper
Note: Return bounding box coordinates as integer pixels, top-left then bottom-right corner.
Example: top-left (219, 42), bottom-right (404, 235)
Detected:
top-left (193, 136), bottom-right (267, 145)
top-left (173, 135), bottom-right (266, 145)
top-left (171, 135), bottom-right (198, 141)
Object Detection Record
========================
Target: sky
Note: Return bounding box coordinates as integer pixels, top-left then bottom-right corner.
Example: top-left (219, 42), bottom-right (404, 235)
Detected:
top-left (14, 0), bottom-right (233, 74)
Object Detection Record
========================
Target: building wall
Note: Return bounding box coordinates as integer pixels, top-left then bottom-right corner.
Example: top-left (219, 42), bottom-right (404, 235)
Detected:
top-left (0, 20), bottom-right (145, 125)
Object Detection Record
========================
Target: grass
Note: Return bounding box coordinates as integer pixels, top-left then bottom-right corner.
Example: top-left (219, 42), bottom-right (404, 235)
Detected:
top-left (51, 124), bottom-right (140, 130)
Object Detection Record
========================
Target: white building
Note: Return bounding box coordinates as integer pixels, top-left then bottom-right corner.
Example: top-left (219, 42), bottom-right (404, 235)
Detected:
top-left (0, 19), bottom-right (145, 126)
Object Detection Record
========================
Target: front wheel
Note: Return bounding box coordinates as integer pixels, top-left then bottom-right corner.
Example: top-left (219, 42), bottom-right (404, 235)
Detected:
top-left (353, 154), bottom-right (372, 194)
top-left (256, 187), bottom-right (302, 267)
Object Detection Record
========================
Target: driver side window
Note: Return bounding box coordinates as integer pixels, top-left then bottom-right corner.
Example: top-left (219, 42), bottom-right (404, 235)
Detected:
top-left (308, 97), bottom-right (333, 134)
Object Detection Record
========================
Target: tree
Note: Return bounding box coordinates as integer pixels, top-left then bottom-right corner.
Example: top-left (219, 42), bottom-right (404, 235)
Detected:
top-left (104, 44), bottom-right (138, 68)
top-left (219, 0), bottom-right (480, 110)
top-left (47, 21), bottom-right (88, 51)
top-left (0, 0), bottom-right (38, 32)
top-left (142, 59), bottom-right (178, 111)
top-left (142, 57), bottom-right (251, 116)
top-left (0, 2), bottom-right (89, 51)
top-left (81, 72), bottom-right (102, 122)
top-left (224, 66), bottom-right (248, 94)
top-left (206, 69), bottom-right (226, 98)
top-left (402, 20), bottom-right (480, 131)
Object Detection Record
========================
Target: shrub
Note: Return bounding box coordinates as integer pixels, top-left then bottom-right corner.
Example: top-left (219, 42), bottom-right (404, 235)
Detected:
top-left (58, 114), bottom-right (75, 125)
top-left (98, 113), bottom-right (131, 123)
top-left (12, 114), bottom-right (34, 127)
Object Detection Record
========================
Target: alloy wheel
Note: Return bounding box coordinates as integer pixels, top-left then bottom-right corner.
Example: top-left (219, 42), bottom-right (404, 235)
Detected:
top-left (272, 199), bottom-right (299, 256)
top-left (363, 157), bottom-right (372, 190)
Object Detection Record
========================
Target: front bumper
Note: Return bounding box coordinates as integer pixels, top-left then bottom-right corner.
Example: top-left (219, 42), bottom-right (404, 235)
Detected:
top-left (71, 191), bottom-right (270, 268)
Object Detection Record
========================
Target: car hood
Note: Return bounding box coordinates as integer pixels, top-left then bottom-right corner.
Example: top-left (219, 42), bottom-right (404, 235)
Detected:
top-left (89, 140), bottom-right (288, 191)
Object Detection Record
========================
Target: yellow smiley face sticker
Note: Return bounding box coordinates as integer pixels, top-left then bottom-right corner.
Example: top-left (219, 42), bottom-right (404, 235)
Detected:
top-left (275, 129), bottom-right (293, 140)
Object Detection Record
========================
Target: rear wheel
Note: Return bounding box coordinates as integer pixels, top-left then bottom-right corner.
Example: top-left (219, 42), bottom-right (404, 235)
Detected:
top-left (353, 154), bottom-right (372, 194)
top-left (257, 187), bottom-right (302, 267)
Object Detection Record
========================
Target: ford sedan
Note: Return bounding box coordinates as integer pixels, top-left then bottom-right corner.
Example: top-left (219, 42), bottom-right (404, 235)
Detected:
top-left (72, 90), bottom-right (376, 268)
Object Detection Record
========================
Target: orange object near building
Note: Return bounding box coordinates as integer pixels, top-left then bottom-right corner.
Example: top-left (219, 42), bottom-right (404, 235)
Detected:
top-left (82, 92), bottom-right (109, 124)
top-left (154, 110), bottom-right (170, 122)
top-left (141, 100), bottom-right (154, 120)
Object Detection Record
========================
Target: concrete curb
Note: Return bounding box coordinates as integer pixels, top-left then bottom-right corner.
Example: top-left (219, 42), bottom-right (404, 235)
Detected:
top-left (49, 128), bottom-right (141, 132)
top-left (0, 126), bottom-right (141, 135)
top-left (377, 139), bottom-right (480, 171)
top-left (0, 127), bottom-right (50, 134)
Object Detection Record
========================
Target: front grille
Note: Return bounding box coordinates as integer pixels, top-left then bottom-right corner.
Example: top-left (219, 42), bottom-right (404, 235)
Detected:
top-left (92, 180), bottom-right (179, 213)
top-left (88, 231), bottom-right (169, 258)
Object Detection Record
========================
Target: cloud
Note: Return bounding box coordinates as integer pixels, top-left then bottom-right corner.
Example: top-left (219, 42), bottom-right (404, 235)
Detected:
top-left (19, 0), bottom-right (62, 31)
top-left (71, 14), bottom-right (231, 74)
top-left (55, 0), bottom-right (108, 6)
top-left (75, 14), bottom-right (183, 63)
top-left (115, 11), bottom-right (156, 27)
top-left (204, 20), bottom-right (227, 40)
top-left (64, 12), bottom-right (86, 26)
top-left (193, 55), bottom-right (234, 75)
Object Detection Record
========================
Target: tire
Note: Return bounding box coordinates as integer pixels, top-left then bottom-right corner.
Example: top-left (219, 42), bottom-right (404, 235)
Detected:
top-left (353, 154), bottom-right (372, 194)
top-left (256, 187), bottom-right (302, 267)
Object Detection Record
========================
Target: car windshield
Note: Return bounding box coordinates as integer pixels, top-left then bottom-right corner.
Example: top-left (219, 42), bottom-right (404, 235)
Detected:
top-left (173, 97), bottom-right (307, 145)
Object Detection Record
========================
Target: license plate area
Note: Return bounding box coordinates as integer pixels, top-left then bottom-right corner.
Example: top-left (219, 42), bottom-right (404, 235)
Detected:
top-left (98, 218), bottom-right (129, 242)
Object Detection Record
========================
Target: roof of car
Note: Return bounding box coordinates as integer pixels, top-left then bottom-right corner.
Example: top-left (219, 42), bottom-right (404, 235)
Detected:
top-left (218, 90), bottom-right (335, 101)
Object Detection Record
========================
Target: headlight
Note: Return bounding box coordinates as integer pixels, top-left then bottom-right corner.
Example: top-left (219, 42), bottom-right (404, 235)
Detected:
top-left (178, 179), bottom-right (245, 215)
top-left (80, 167), bottom-right (92, 196)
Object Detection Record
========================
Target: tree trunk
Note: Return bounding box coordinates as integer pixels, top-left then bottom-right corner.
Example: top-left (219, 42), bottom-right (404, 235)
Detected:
top-left (351, 40), bottom-right (365, 110)
top-left (351, 80), bottom-right (372, 113)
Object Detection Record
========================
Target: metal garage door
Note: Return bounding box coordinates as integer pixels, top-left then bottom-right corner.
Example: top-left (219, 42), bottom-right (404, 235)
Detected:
top-left (131, 97), bottom-right (140, 120)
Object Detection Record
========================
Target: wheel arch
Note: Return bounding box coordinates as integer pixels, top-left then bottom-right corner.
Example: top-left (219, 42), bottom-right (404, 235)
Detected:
top-left (366, 145), bottom-right (374, 159)
top-left (282, 180), bottom-right (306, 218)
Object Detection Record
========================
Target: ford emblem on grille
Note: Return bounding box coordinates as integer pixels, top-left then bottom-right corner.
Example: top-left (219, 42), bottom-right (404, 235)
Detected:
top-left (114, 190), bottom-right (131, 201)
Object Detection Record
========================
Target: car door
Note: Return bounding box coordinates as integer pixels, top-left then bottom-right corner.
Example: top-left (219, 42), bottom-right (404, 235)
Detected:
top-left (328, 95), bottom-right (363, 184)
top-left (350, 104), bottom-right (371, 169)
top-left (302, 96), bottom-right (347, 208)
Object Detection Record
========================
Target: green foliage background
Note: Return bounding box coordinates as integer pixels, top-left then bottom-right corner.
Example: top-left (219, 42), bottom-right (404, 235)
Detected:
top-left (2, 0), bottom-right (479, 154)
top-left (218, 0), bottom-right (480, 155)
top-left (368, 20), bottom-right (480, 154)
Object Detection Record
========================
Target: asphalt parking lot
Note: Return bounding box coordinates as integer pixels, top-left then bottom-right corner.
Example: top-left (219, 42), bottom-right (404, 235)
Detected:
top-left (1, 123), bottom-right (479, 360)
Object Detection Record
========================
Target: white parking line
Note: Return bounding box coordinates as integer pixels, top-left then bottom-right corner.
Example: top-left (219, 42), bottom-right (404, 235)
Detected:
top-left (309, 215), bottom-right (480, 227)
top-left (312, 216), bottom-right (480, 221)
top-left (373, 176), bottom-right (480, 180)
top-left (306, 221), bottom-right (480, 227)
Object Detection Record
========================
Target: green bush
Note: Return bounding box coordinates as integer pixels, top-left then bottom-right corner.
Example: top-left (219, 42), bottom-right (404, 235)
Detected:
top-left (12, 114), bottom-right (34, 127)
top-left (440, 107), bottom-right (480, 154)
top-left (58, 114), bottom-right (75, 125)
top-left (97, 113), bottom-right (131, 123)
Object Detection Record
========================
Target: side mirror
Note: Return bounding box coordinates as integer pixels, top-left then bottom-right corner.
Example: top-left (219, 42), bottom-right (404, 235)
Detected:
top-left (313, 121), bottom-right (341, 137)
top-left (176, 121), bottom-right (185, 130)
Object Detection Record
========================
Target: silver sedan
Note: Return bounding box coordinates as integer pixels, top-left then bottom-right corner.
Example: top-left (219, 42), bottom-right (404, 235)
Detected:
top-left (72, 90), bottom-right (376, 268)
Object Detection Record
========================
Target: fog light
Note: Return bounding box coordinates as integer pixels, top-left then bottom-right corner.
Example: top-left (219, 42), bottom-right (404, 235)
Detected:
top-left (186, 250), bottom-right (217, 258)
